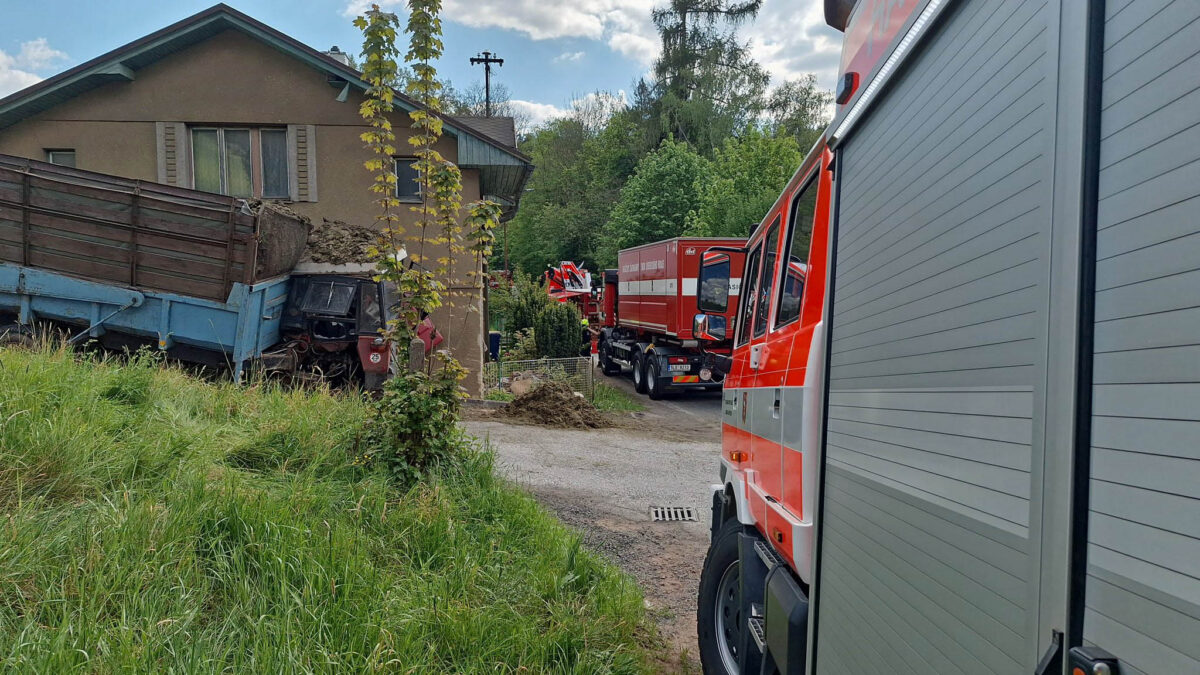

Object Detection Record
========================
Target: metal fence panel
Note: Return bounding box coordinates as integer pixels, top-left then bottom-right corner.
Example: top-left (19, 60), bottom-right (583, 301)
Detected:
top-left (483, 357), bottom-right (595, 399)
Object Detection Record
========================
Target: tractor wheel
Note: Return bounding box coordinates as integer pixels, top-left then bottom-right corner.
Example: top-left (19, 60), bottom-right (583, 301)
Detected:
top-left (698, 517), bottom-right (748, 675)
top-left (599, 342), bottom-right (620, 376)
top-left (646, 358), bottom-right (666, 400)
top-left (632, 353), bottom-right (648, 394)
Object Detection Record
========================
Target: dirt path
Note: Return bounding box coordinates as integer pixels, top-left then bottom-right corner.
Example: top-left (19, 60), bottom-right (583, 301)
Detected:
top-left (463, 391), bottom-right (723, 671)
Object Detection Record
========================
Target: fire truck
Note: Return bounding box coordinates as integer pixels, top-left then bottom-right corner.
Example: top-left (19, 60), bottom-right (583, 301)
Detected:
top-left (695, 1), bottom-right (1200, 674)
top-left (597, 238), bottom-right (745, 399)
top-left (545, 260), bottom-right (602, 323)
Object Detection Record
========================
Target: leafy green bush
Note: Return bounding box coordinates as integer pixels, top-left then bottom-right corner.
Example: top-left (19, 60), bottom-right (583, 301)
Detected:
top-left (503, 327), bottom-right (540, 361)
top-left (534, 301), bottom-right (582, 359)
top-left (492, 270), bottom-right (552, 335)
top-left (360, 355), bottom-right (467, 483)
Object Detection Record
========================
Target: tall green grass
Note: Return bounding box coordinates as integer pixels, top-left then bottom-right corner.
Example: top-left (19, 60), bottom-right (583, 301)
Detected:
top-left (0, 347), bottom-right (650, 672)
top-left (590, 383), bottom-right (644, 413)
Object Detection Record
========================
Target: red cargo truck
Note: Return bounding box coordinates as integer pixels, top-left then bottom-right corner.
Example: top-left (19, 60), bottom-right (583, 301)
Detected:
top-left (597, 237), bottom-right (745, 399)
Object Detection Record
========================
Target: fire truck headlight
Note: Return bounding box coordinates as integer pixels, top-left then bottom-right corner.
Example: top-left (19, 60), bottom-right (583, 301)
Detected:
top-left (700, 367), bottom-right (713, 381)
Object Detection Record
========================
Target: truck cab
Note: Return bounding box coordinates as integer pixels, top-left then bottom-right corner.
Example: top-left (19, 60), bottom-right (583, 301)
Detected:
top-left (693, 141), bottom-right (833, 675)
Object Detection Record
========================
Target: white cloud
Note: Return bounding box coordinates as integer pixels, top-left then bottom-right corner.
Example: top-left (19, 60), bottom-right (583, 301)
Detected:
top-left (746, 0), bottom-right (843, 91)
top-left (340, 0), bottom-right (843, 89)
top-left (553, 50), bottom-right (586, 63)
top-left (605, 30), bottom-right (657, 65)
top-left (0, 38), bottom-right (68, 97)
top-left (343, 0), bottom-right (661, 65)
top-left (510, 99), bottom-right (569, 127)
top-left (15, 38), bottom-right (68, 71)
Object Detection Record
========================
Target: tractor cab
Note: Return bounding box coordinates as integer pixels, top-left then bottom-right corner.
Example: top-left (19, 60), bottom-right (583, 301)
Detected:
top-left (275, 274), bottom-right (393, 388)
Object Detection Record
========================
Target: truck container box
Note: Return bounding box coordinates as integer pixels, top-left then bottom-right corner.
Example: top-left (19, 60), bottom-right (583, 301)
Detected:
top-left (616, 237), bottom-right (745, 339)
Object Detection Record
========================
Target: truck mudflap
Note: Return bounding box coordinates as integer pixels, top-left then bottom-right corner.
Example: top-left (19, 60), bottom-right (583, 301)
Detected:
top-left (762, 562), bottom-right (808, 675)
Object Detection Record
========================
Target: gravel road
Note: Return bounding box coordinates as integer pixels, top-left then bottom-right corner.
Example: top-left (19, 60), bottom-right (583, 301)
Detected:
top-left (462, 377), bottom-right (724, 668)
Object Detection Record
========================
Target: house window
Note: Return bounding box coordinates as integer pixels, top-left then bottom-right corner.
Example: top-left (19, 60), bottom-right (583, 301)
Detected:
top-left (260, 129), bottom-right (290, 198)
top-left (394, 157), bottom-right (420, 201)
top-left (191, 127), bottom-right (290, 199)
top-left (46, 149), bottom-right (76, 168)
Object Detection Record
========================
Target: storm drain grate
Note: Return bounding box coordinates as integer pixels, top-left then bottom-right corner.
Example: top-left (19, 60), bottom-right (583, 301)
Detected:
top-left (650, 506), bottom-right (696, 522)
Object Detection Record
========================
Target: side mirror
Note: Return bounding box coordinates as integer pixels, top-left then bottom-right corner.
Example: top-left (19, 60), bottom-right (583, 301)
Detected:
top-left (693, 313), bottom-right (727, 341)
top-left (698, 252), bottom-right (732, 313)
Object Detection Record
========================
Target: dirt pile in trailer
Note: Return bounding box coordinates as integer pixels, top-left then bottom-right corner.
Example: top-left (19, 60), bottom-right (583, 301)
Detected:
top-left (499, 381), bottom-right (611, 429)
top-left (301, 218), bottom-right (379, 264)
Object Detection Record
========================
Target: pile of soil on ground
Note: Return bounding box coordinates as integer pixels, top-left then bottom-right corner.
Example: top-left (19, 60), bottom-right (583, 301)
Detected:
top-left (499, 381), bottom-right (612, 429)
top-left (301, 217), bottom-right (378, 264)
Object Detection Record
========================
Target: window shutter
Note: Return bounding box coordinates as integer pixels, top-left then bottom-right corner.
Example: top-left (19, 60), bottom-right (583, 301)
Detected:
top-left (155, 122), bottom-right (192, 187)
top-left (287, 124), bottom-right (318, 202)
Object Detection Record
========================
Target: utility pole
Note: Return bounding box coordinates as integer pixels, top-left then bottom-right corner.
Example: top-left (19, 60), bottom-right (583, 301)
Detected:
top-left (469, 51), bottom-right (504, 116)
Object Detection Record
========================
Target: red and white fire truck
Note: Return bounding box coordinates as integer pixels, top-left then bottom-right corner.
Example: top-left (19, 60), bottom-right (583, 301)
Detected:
top-left (696, 0), bottom-right (1200, 674)
top-left (597, 238), bottom-right (745, 399)
top-left (545, 260), bottom-right (602, 323)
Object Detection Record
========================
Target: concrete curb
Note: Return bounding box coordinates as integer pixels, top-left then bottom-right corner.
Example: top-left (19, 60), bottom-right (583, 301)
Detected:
top-left (463, 398), bottom-right (508, 410)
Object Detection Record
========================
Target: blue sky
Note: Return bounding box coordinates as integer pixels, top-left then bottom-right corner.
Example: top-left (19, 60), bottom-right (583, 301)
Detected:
top-left (0, 0), bottom-right (843, 127)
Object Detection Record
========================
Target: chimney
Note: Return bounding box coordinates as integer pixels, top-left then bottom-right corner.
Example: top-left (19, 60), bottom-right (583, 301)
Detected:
top-left (324, 46), bottom-right (352, 67)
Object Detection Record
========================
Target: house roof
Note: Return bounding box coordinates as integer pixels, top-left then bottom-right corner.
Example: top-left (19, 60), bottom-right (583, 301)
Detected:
top-left (452, 116), bottom-right (518, 148)
top-left (0, 3), bottom-right (533, 207)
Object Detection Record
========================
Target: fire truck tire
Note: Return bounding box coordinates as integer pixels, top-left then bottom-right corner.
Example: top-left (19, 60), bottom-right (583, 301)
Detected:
top-left (646, 359), bottom-right (665, 400)
top-left (698, 517), bottom-right (748, 675)
top-left (599, 342), bottom-right (620, 376)
top-left (633, 353), bottom-right (648, 394)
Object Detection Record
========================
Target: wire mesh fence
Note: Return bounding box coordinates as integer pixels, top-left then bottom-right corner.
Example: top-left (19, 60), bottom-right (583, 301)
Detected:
top-left (483, 356), bottom-right (595, 400)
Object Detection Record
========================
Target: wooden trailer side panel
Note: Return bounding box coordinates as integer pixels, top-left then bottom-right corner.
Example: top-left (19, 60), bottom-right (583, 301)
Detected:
top-left (0, 154), bottom-right (306, 302)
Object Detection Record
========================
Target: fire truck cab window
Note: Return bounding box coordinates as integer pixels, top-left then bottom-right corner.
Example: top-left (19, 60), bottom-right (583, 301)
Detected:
top-left (699, 257), bottom-right (731, 313)
top-left (736, 244), bottom-right (762, 347)
top-left (754, 220), bottom-right (780, 338)
top-left (776, 174), bottom-right (818, 327)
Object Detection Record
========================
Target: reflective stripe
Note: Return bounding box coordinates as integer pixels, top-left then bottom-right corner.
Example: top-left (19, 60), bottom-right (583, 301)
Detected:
top-left (618, 279), bottom-right (678, 295)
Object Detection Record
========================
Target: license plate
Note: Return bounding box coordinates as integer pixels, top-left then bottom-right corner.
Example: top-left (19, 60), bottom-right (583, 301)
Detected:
top-left (668, 363), bottom-right (691, 372)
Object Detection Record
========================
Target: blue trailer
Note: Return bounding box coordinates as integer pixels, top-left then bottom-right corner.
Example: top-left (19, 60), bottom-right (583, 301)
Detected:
top-left (0, 262), bottom-right (290, 381)
top-left (0, 154), bottom-right (393, 387)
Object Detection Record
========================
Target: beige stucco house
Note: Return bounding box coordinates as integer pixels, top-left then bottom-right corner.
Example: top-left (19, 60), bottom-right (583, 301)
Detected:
top-left (0, 3), bottom-right (532, 394)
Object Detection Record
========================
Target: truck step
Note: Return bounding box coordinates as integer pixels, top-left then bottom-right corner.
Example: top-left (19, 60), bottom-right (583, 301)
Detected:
top-left (755, 539), bottom-right (788, 570)
top-left (748, 616), bottom-right (766, 652)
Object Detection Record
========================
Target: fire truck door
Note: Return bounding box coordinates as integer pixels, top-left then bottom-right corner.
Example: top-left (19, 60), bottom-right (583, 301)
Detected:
top-left (748, 221), bottom-right (785, 507)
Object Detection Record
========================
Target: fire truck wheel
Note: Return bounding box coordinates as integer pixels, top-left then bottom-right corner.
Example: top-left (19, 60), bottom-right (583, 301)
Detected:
top-left (599, 342), bottom-right (620, 376)
top-left (646, 359), bottom-right (665, 400)
top-left (698, 517), bottom-right (747, 675)
top-left (633, 354), bottom-right (648, 394)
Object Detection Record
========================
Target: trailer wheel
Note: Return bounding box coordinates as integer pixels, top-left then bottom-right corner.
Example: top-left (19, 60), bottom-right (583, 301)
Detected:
top-left (0, 323), bottom-right (34, 348)
top-left (599, 342), bottom-right (620, 376)
top-left (699, 517), bottom-right (747, 675)
top-left (646, 359), bottom-right (665, 400)
top-left (632, 353), bottom-right (648, 394)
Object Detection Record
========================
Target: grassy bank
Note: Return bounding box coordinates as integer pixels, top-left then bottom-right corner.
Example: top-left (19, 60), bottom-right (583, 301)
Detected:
top-left (0, 348), bottom-right (650, 672)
